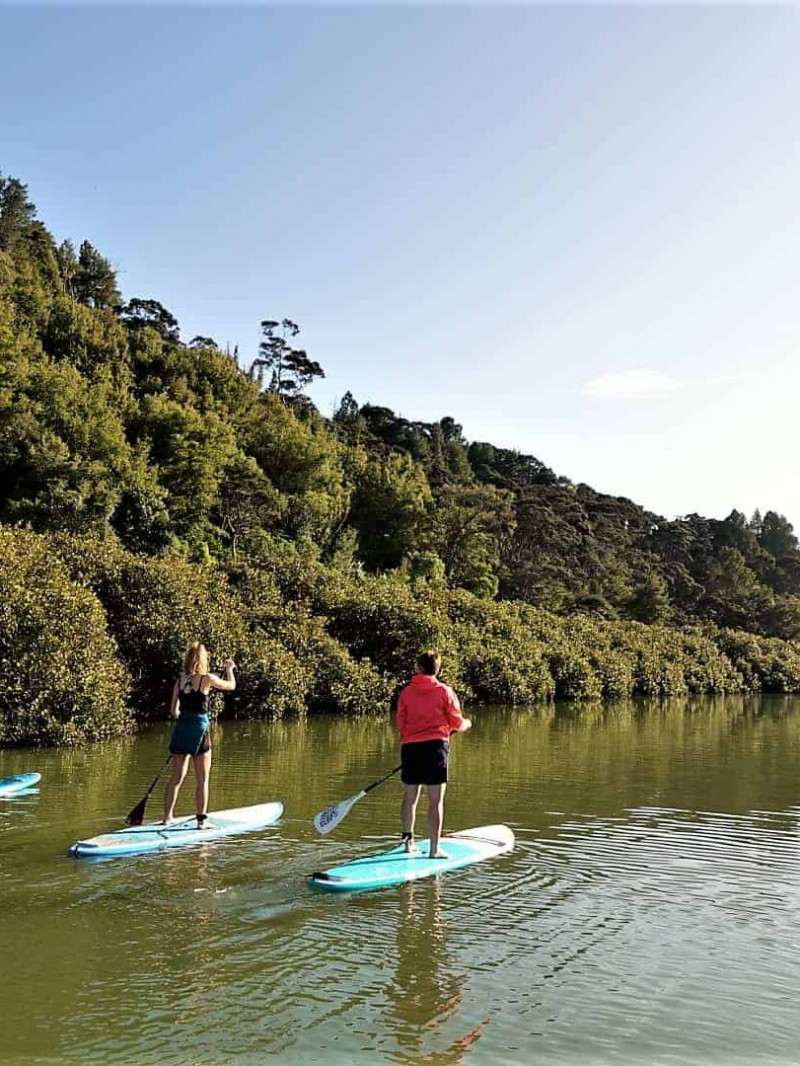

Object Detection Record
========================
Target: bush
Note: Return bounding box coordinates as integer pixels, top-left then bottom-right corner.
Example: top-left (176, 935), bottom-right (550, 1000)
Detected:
top-left (50, 532), bottom-right (249, 717)
top-left (323, 574), bottom-right (455, 680)
top-left (4, 526), bottom-right (800, 749)
top-left (0, 528), bottom-right (131, 744)
top-left (712, 628), bottom-right (800, 692)
top-left (232, 632), bottom-right (312, 720)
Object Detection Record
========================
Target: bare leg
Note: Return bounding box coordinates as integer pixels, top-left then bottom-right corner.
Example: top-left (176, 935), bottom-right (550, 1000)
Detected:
top-left (427, 783), bottom-right (448, 858)
top-left (401, 785), bottom-right (421, 853)
top-left (193, 750), bottom-right (212, 827)
top-left (163, 755), bottom-right (189, 823)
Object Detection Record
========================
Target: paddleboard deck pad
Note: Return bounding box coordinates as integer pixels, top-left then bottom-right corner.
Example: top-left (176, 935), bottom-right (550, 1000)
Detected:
top-left (309, 824), bottom-right (514, 891)
top-left (0, 772), bottom-right (41, 797)
top-left (69, 801), bottom-right (283, 858)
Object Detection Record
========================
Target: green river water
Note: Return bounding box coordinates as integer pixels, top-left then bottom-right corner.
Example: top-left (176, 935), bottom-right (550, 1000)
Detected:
top-left (2, 697), bottom-right (800, 1065)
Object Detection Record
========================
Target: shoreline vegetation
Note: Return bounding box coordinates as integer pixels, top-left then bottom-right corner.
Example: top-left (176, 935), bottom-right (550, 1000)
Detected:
top-left (3, 170), bottom-right (800, 745)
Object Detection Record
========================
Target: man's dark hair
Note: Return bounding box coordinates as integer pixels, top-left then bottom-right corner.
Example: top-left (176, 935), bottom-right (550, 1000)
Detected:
top-left (418, 650), bottom-right (441, 676)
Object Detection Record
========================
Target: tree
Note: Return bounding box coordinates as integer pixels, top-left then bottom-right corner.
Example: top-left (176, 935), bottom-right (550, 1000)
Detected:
top-left (333, 391), bottom-right (359, 424)
top-left (699, 547), bottom-right (771, 630)
top-left (349, 451), bottom-right (432, 570)
top-left (189, 335), bottom-right (218, 350)
top-left (216, 455), bottom-right (281, 560)
top-left (467, 442), bottom-right (557, 489)
top-left (75, 241), bottom-right (121, 310)
top-left (430, 482), bottom-right (514, 598)
top-left (57, 240), bottom-right (79, 299)
top-left (252, 319), bottom-right (324, 398)
top-left (0, 174), bottom-right (36, 251)
top-left (121, 298), bottom-right (180, 343)
top-left (134, 393), bottom-right (239, 542)
top-left (248, 393), bottom-right (349, 545)
top-left (438, 416), bottom-right (464, 444)
top-left (628, 572), bottom-right (671, 623)
top-left (0, 350), bottom-right (136, 531)
top-left (758, 511), bottom-right (798, 559)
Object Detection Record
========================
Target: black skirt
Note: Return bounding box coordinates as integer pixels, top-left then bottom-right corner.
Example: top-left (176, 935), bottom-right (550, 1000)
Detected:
top-left (401, 739), bottom-right (449, 786)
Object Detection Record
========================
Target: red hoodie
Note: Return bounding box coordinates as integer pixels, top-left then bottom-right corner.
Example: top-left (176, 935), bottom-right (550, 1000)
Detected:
top-left (396, 674), bottom-right (463, 745)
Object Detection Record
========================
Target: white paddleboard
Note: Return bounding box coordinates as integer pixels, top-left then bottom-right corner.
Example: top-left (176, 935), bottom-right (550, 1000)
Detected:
top-left (309, 824), bottom-right (514, 892)
top-left (69, 801), bottom-right (283, 858)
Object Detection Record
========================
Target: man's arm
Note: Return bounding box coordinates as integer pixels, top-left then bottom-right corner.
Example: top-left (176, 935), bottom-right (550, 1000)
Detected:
top-left (445, 688), bottom-right (471, 733)
top-left (395, 689), bottom-right (407, 736)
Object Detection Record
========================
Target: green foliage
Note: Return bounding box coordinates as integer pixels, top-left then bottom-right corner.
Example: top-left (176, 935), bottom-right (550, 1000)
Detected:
top-left (628, 572), bottom-right (672, 624)
top-left (712, 629), bottom-right (800, 692)
top-left (121, 298), bottom-right (179, 342)
top-left (0, 528), bottom-right (130, 745)
top-left (248, 393), bottom-right (348, 545)
top-left (430, 481), bottom-right (513, 598)
top-left (233, 632), bottom-right (312, 721)
top-left (252, 318), bottom-right (324, 397)
top-left (0, 348), bottom-right (141, 531)
top-left (74, 241), bottom-right (121, 310)
top-left (323, 574), bottom-right (452, 679)
top-left (4, 168), bottom-right (800, 746)
top-left (50, 533), bottom-right (249, 715)
top-left (349, 451), bottom-right (432, 570)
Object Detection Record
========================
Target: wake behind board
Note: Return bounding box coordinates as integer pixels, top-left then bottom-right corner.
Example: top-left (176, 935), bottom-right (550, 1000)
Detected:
top-left (309, 824), bottom-right (514, 892)
top-left (0, 772), bottom-right (41, 797)
top-left (69, 801), bottom-right (283, 859)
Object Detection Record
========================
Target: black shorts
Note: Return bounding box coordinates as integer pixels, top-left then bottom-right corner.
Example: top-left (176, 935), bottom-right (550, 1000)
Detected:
top-left (401, 739), bottom-right (449, 786)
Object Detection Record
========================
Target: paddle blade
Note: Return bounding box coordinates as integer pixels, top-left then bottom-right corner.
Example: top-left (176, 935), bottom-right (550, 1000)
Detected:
top-left (313, 791), bottom-right (364, 835)
top-left (124, 797), bottom-right (148, 827)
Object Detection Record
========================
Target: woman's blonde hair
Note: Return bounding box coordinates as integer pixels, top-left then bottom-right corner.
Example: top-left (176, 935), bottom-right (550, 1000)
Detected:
top-left (184, 641), bottom-right (209, 677)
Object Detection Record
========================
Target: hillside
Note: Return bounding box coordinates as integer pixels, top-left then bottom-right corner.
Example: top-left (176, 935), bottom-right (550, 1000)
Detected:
top-left (3, 169), bottom-right (800, 744)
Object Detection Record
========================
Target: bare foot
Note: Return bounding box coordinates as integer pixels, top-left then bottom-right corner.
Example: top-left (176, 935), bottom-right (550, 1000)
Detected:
top-left (403, 836), bottom-right (418, 854)
top-left (429, 850), bottom-right (450, 859)
top-left (197, 815), bottom-right (210, 831)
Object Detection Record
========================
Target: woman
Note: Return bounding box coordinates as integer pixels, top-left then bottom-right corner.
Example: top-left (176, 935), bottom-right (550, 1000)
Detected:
top-left (164, 641), bottom-right (236, 827)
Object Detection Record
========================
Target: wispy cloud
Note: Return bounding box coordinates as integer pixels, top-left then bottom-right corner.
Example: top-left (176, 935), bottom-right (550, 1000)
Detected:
top-left (582, 369), bottom-right (683, 399)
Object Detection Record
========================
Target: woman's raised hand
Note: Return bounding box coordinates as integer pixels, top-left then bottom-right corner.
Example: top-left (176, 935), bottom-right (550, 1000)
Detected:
top-left (223, 658), bottom-right (237, 673)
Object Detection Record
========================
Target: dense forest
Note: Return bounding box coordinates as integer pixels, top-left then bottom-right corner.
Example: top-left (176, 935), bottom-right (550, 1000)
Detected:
top-left (3, 169), bottom-right (800, 745)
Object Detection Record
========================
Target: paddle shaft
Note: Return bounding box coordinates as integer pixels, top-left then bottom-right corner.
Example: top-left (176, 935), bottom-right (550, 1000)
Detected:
top-left (363, 764), bottom-right (402, 794)
top-left (142, 753), bottom-right (173, 802)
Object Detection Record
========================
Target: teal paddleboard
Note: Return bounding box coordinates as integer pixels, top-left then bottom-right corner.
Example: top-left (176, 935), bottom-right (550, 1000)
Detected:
top-left (0, 772), bottom-right (41, 797)
top-left (69, 801), bottom-right (283, 859)
top-left (309, 824), bottom-right (514, 892)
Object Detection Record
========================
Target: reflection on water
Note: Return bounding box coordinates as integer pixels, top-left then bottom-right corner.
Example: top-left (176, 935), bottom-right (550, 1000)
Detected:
top-left (2, 696), bottom-right (800, 1064)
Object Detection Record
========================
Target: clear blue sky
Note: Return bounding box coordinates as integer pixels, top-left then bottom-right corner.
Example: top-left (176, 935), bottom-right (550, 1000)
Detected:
top-left (3, 6), bottom-right (800, 525)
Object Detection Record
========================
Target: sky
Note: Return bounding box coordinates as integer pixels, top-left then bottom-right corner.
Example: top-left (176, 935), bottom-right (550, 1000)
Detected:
top-left (2, 5), bottom-right (800, 526)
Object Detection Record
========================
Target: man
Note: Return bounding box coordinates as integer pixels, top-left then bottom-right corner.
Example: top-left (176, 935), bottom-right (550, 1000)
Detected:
top-left (395, 651), bottom-right (471, 858)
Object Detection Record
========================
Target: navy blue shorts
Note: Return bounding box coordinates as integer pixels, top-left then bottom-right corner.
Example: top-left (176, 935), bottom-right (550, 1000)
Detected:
top-left (401, 739), bottom-right (449, 786)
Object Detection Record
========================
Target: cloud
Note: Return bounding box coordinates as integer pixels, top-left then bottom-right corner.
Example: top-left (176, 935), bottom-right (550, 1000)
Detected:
top-left (582, 369), bottom-right (683, 399)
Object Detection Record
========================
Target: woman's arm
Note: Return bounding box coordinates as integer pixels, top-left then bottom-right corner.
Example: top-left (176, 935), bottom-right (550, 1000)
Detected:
top-left (207, 659), bottom-right (237, 693)
top-left (170, 679), bottom-right (180, 720)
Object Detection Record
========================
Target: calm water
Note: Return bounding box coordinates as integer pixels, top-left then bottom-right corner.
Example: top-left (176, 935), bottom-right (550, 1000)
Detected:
top-left (2, 698), bottom-right (800, 1065)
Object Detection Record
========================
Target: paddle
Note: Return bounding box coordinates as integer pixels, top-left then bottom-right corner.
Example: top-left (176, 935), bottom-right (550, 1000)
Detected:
top-left (313, 763), bottom-right (403, 835)
top-left (124, 753), bottom-right (173, 827)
